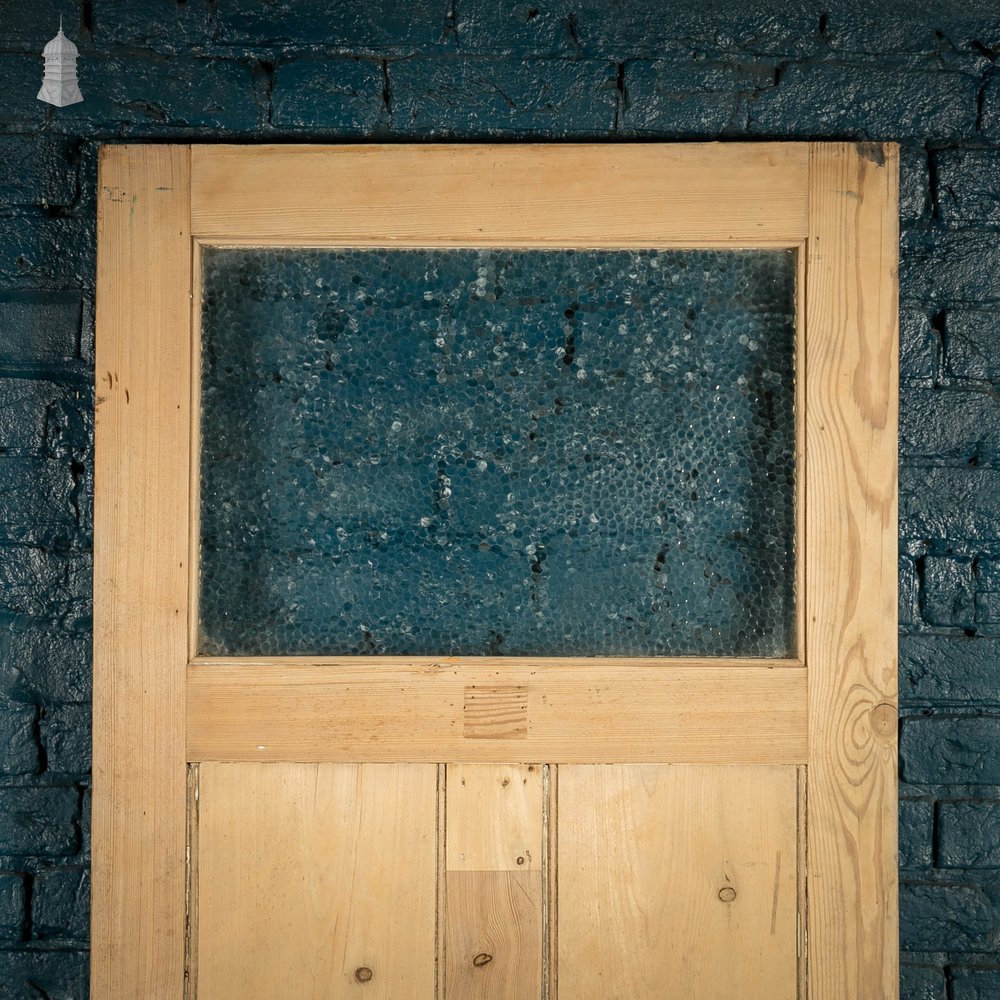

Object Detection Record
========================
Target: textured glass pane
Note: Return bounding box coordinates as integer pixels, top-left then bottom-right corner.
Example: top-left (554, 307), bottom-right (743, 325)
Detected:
top-left (199, 247), bottom-right (796, 657)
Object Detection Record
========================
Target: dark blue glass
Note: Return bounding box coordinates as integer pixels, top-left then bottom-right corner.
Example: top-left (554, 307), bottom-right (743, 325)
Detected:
top-left (199, 247), bottom-right (796, 657)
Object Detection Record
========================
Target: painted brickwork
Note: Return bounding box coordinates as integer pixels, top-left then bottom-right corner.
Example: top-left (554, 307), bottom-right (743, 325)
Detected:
top-left (1, 2), bottom-right (999, 997)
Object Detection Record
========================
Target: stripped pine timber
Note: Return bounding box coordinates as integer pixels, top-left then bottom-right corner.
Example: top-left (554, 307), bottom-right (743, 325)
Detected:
top-left (445, 765), bottom-right (544, 999)
top-left (186, 662), bottom-right (808, 764)
top-left (805, 143), bottom-right (899, 1000)
top-left (558, 765), bottom-right (800, 1000)
top-left (92, 145), bottom-right (191, 1000)
top-left (189, 143), bottom-right (810, 246)
top-left (196, 763), bottom-right (437, 1000)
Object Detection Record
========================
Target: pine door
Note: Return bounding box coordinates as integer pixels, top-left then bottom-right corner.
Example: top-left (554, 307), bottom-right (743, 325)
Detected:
top-left (92, 143), bottom-right (899, 999)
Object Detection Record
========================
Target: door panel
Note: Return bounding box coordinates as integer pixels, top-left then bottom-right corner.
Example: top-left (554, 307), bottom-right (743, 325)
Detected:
top-left (196, 763), bottom-right (438, 1000)
top-left (444, 764), bottom-right (545, 998)
top-left (94, 143), bottom-right (899, 999)
top-left (558, 765), bottom-right (800, 1000)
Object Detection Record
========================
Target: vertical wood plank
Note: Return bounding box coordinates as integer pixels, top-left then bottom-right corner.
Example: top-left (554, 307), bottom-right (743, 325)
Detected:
top-left (445, 764), bottom-right (544, 1000)
top-left (559, 765), bottom-right (800, 1000)
top-left (447, 763), bottom-right (543, 870)
top-left (806, 142), bottom-right (899, 1000)
top-left (197, 762), bottom-right (437, 1000)
top-left (92, 144), bottom-right (191, 1000)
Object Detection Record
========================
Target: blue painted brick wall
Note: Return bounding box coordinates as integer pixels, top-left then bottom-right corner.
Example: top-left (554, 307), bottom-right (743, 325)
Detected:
top-left (1, 2), bottom-right (999, 996)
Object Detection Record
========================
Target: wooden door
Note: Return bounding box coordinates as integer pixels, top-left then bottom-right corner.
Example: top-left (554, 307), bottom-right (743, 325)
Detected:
top-left (92, 143), bottom-right (899, 1000)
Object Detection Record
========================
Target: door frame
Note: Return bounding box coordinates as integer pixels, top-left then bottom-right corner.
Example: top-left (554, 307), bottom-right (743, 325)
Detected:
top-left (92, 142), bottom-right (899, 998)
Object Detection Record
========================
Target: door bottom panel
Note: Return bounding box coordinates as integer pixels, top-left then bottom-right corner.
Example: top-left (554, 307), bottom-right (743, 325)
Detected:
top-left (191, 763), bottom-right (803, 999)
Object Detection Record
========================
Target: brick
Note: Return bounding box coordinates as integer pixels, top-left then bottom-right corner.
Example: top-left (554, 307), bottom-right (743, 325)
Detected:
top-left (0, 54), bottom-right (258, 135)
top-left (977, 559), bottom-right (1000, 632)
top-left (0, 216), bottom-right (93, 292)
top-left (900, 309), bottom-right (939, 382)
top-left (901, 636), bottom-right (1000, 705)
top-left (32, 867), bottom-right (88, 941)
top-left (901, 962), bottom-right (947, 1000)
top-left (902, 715), bottom-right (1000, 785)
top-left (213, 0), bottom-right (450, 52)
top-left (0, 292), bottom-right (82, 365)
top-left (900, 146), bottom-right (930, 224)
top-left (66, 56), bottom-right (261, 135)
top-left (41, 386), bottom-right (91, 461)
top-left (389, 57), bottom-right (618, 136)
top-left (0, 135), bottom-right (77, 211)
top-left (39, 705), bottom-right (89, 776)
top-left (0, 787), bottom-right (76, 856)
top-left (454, 2), bottom-right (819, 59)
top-left (0, 873), bottom-right (25, 941)
top-left (899, 881), bottom-right (995, 951)
top-left (750, 64), bottom-right (978, 140)
top-left (900, 386), bottom-right (1000, 464)
top-left (620, 61), bottom-right (772, 135)
top-left (91, 0), bottom-right (214, 52)
top-left (982, 76), bottom-right (1000, 138)
top-left (900, 798), bottom-right (935, 869)
top-left (937, 149), bottom-right (1000, 228)
top-left (823, 9), bottom-right (997, 68)
top-left (1, 2), bottom-right (83, 49)
top-left (0, 700), bottom-right (37, 777)
top-left (271, 59), bottom-right (384, 132)
top-left (78, 786), bottom-right (89, 862)
top-left (938, 800), bottom-right (1000, 868)
top-left (0, 379), bottom-right (60, 455)
top-left (901, 468), bottom-right (1000, 540)
top-left (921, 556), bottom-right (975, 628)
top-left (0, 457), bottom-right (75, 542)
top-left (0, 549), bottom-right (89, 620)
top-left (953, 967), bottom-right (1000, 1000)
top-left (946, 310), bottom-right (1000, 383)
top-left (902, 229), bottom-right (1000, 306)
top-left (0, 948), bottom-right (88, 1000)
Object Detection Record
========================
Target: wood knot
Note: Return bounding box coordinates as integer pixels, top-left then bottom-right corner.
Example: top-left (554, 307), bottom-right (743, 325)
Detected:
top-left (473, 953), bottom-right (494, 968)
top-left (516, 856), bottom-right (525, 865)
top-left (718, 886), bottom-right (737, 903)
top-left (354, 967), bottom-right (373, 983)
top-left (871, 702), bottom-right (896, 742)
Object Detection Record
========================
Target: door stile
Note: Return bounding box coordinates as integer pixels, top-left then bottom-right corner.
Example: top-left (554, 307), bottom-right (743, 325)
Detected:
top-left (92, 144), bottom-right (193, 999)
top-left (804, 142), bottom-right (899, 1000)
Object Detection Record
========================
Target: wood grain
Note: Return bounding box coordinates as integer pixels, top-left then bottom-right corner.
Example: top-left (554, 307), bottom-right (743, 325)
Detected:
top-left (91, 144), bottom-right (191, 1000)
top-left (186, 661), bottom-right (808, 764)
top-left (445, 872), bottom-right (543, 1000)
top-left (445, 765), bottom-right (544, 999)
top-left (447, 764), bottom-right (543, 871)
top-left (190, 143), bottom-right (809, 246)
top-left (805, 143), bottom-right (899, 1000)
top-left (558, 765), bottom-right (799, 1000)
top-left (196, 762), bottom-right (438, 1000)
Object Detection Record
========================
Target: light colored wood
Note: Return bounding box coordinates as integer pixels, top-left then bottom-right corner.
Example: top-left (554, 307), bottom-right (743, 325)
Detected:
top-left (545, 766), bottom-right (558, 1000)
top-left (445, 765), bottom-right (544, 999)
top-left (186, 662), bottom-right (808, 764)
top-left (805, 143), bottom-right (899, 1000)
top-left (196, 762), bottom-right (437, 1000)
top-left (92, 144), bottom-right (191, 1000)
top-left (445, 872), bottom-right (543, 1000)
top-left (558, 765), bottom-right (799, 1000)
top-left (190, 143), bottom-right (810, 246)
top-left (447, 764), bottom-right (543, 871)
top-left (184, 766), bottom-right (199, 1000)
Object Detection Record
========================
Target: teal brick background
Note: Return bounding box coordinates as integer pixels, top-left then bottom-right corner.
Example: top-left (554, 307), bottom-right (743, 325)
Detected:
top-left (0, 2), bottom-right (998, 996)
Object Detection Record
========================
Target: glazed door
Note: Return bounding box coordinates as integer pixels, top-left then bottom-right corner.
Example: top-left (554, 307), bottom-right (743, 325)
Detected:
top-left (92, 143), bottom-right (899, 1000)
